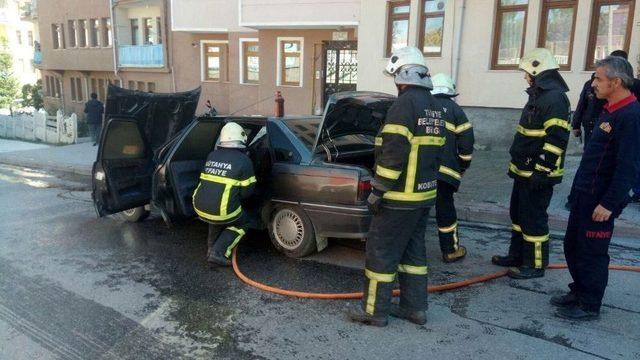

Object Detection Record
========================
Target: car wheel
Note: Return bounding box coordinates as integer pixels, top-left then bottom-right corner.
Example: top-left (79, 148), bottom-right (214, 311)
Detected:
top-left (120, 206), bottom-right (150, 223)
top-left (268, 205), bottom-right (317, 258)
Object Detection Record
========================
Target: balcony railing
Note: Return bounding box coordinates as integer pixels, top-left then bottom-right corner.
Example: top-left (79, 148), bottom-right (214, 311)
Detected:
top-left (118, 45), bottom-right (164, 68)
top-left (33, 50), bottom-right (42, 66)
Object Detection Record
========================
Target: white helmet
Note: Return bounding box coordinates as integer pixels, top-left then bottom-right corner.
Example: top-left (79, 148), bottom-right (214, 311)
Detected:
top-left (519, 48), bottom-right (559, 76)
top-left (385, 46), bottom-right (433, 90)
top-left (384, 46), bottom-right (427, 76)
top-left (218, 122), bottom-right (247, 148)
top-left (431, 73), bottom-right (457, 96)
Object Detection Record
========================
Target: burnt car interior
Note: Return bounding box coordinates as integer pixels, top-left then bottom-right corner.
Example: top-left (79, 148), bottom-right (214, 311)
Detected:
top-left (313, 98), bottom-right (390, 171)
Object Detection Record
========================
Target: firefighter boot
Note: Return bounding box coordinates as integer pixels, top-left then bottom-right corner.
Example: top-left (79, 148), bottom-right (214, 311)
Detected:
top-left (348, 309), bottom-right (388, 327)
top-left (443, 246), bottom-right (467, 263)
top-left (507, 266), bottom-right (544, 279)
top-left (491, 255), bottom-right (521, 267)
top-left (550, 292), bottom-right (579, 307)
top-left (390, 304), bottom-right (427, 325)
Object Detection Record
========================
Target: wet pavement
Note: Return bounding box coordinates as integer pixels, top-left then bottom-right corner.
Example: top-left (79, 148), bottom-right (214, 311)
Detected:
top-left (0, 163), bottom-right (639, 360)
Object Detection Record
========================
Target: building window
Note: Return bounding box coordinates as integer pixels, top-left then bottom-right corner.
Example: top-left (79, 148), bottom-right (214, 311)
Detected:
top-left (76, 78), bottom-right (83, 101)
top-left (147, 82), bottom-right (155, 93)
top-left (91, 78), bottom-right (97, 97)
top-left (77, 19), bottom-right (87, 47)
top-left (386, 1), bottom-right (411, 57)
top-left (203, 43), bottom-right (223, 81)
top-left (70, 77), bottom-right (83, 102)
top-left (156, 17), bottom-right (162, 44)
top-left (45, 76), bottom-right (51, 96)
top-left (90, 19), bottom-right (100, 47)
top-left (137, 81), bottom-right (145, 91)
top-left (128, 80), bottom-right (135, 89)
top-left (97, 79), bottom-right (105, 101)
top-left (492, 0), bottom-right (529, 69)
top-left (102, 18), bottom-right (112, 47)
top-left (242, 41), bottom-right (259, 84)
top-left (538, 0), bottom-right (577, 70)
top-left (68, 20), bottom-right (76, 47)
top-left (420, 0), bottom-right (446, 56)
top-left (586, 0), bottom-right (635, 69)
top-left (52, 24), bottom-right (65, 49)
top-left (55, 78), bottom-right (61, 98)
top-left (27, 31), bottom-right (33, 46)
top-left (279, 39), bottom-right (302, 86)
top-left (131, 19), bottom-right (139, 45)
top-left (16, 30), bottom-right (22, 45)
top-left (70, 78), bottom-right (77, 101)
top-left (143, 18), bottom-right (155, 44)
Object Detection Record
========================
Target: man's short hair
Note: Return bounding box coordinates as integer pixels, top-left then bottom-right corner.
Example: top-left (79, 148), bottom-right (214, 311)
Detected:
top-left (595, 56), bottom-right (635, 89)
top-left (90, 93), bottom-right (98, 99)
top-left (609, 50), bottom-right (628, 60)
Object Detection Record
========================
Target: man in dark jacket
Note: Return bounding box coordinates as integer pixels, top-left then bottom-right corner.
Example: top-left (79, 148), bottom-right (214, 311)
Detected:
top-left (572, 50), bottom-right (640, 145)
top-left (492, 48), bottom-right (571, 280)
top-left (431, 73), bottom-right (474, 263)
top-left (84, 93), bottom-right (104, 146)
top-left (349, 46), bottom-right (445, 327)
top-left (192, 122), bottom-right (256, 267)
top-left (552, 56), bottom-right (640, 320)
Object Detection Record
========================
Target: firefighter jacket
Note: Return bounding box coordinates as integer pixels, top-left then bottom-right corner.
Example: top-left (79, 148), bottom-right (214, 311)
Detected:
top-left (508, 70), bottom-right (571, 185)
top-left (434, 94), bottom-right (474, 189)
top-left (372, 86), bottom-right (446, 209)
top-left (192, 148), bottom-right (256, 224)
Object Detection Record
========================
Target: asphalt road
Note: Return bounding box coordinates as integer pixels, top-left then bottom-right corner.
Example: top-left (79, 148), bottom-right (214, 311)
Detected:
top-left (0, 163), bottom-right (639, 360)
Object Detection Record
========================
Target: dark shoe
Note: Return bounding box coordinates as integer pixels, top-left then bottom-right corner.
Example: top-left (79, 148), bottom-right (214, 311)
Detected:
top-left (390, 305), bottom-right (426, 325)
top-left (550, 292), bottom-right (579, 308)
top-left (207, 253), bottom-right (231, 267)
top-left (491, 254), bottom-right (521, 267)
top-left (443, 246), bottom-right (467, 263)
top-left (348, 309), bottom-right (388, 327)
top-left (507, 266), bottom-right (544, 279)
top-left (555, 305), bottom-right (599, 321)
top-left (564, 201), bottom-right (571, 210)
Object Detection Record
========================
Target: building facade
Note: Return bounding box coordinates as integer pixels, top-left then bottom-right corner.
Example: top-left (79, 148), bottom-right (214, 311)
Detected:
top-left (0, 0), bottom-right (39, 86)
top-left (37, 0), bottom-right (173, 118)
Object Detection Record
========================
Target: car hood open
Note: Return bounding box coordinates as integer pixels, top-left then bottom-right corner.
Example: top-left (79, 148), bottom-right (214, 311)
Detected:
top-left (312, 91), bottom-right (396, 152)
top-left (104, 85), bottom-right (201, 152)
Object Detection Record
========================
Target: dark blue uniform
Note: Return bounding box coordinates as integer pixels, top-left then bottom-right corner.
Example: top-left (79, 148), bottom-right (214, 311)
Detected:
top-left (565, 94), bottom-right (640, 312)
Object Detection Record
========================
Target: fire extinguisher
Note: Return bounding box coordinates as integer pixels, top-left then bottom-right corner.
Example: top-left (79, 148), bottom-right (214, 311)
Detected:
top-left (274, 91), bottom-right (285, 117)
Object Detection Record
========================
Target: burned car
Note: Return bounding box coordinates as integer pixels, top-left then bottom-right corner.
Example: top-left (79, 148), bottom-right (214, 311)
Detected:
top-left (92, 85), bottom-right (396, 257)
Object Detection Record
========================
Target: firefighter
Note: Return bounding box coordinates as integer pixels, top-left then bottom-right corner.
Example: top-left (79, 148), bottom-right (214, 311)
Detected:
top-left (349, 46), bottom-right (445, 327)
top-left (431, 73), bottom-right (474, 263)
top-left (554, 56), bottom-right (640, 320)
top-left (492, 48), bottom-right (570, 279)
top-left (192, 122), bottom-right (256, 267)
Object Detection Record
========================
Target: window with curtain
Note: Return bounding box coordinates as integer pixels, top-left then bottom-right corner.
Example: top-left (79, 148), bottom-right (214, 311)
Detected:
top-left (386, 1), bottom-right (411, 57)
top-left (280, 40), bottom-right (302, 86)
top-left (420, 0), bottom-right (446, 56)
top-left (538, 0), bottom-right (577, 70)
top-left (586, 0), bottom-right (635, 69)
top-left (243, 41), bottom-right (259, 84)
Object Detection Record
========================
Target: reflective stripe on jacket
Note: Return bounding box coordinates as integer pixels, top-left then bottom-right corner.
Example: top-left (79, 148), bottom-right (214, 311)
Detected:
top-left (434, 95), bottom-right (474, 189)
top-left (508, 70), bottom-right (571, 185)
top-left (192, 148), bottom-right (256, 224)
top-left (372, 86), bottom-right (446, 209)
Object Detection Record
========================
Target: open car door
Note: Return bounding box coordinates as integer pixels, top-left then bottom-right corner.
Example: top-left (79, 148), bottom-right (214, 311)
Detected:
top-left (92, 85), bottom-right (200, 216)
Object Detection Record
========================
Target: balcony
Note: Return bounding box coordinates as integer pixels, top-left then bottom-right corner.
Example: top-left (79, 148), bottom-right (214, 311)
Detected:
top-left (32, 50), bottom-right (42, 67)
top-left (118, 45), bottom-right (164, 68)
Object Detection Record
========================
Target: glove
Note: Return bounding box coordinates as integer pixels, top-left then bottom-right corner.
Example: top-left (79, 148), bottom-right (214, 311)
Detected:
top-left (529, 170), bottom-right (550, 190)
top-left (367, 189), bottom-right (383, 215)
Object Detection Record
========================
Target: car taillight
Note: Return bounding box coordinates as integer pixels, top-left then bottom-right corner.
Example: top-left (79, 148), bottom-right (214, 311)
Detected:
top-left (358, 180), bottom-right (372, 200)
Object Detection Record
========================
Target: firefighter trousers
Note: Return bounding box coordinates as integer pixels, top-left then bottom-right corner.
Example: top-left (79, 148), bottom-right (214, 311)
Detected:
top-left (207, 215), bottom-right (248, 260)
top-left (564, 192), bottom-right (614, 312)
top-left (508, 179), bottom-right (553, 269)
top-left (436, 180), bottom-right (460, 255)
top-left (362, 207), bottom-right (430, 317)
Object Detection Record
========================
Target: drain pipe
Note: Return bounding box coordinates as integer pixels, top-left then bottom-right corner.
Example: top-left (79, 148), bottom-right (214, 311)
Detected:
top-left (451, 0), bottom-right (466, 89)
top-left (110, 0), bottom-right (122, 84)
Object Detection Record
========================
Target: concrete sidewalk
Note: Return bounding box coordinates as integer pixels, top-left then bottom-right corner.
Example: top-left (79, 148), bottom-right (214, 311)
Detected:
top-left (0, 137), bottom-right (638, 237)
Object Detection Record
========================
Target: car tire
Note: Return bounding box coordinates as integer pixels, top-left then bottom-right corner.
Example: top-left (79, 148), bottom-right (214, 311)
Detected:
top-left (120, 206), bottom-right (150, 223)
top-left (268, 205), bottom-right (317, 258)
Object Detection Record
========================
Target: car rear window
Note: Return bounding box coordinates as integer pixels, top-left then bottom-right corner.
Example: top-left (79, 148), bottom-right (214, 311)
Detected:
top-left (282, 118), bottom-right (321, 151)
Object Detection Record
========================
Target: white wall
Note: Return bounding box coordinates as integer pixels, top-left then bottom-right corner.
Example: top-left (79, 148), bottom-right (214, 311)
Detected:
top-left (171, 0), bottom-right (252, 32)
top-left (239, 0), bottom-right (359, 27)
top-left (358, 0), bottom-right (640, 109)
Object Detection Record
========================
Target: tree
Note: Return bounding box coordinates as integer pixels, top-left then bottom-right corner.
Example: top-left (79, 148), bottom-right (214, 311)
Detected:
top-left (0, 45), bottom-right (20, 110)
top-left (21, 79), bottom-right (43, 110)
